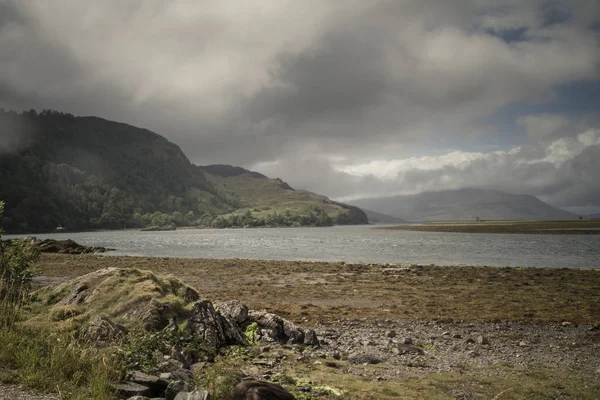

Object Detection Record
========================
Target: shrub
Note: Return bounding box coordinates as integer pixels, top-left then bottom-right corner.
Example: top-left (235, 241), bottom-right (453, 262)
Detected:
top-left (0, 201), bottom-right (41, 328)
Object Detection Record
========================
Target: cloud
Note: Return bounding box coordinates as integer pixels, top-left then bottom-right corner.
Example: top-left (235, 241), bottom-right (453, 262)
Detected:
top-left (252, 123), bottom-right (600, 213)
top-left (0, 0), bottom-right (599, 209)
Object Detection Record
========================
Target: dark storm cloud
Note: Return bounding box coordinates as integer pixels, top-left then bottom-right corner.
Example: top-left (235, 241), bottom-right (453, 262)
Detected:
top-left (0, 0), bottom-right (599, 209)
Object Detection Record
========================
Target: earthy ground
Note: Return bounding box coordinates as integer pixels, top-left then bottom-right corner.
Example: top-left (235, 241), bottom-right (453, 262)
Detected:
top-left (29, 254), bottom-right (600, 399)
top-left (377, 220), bottom-right (600, 235)
top-left (34, 254), bottom-right (600, 325)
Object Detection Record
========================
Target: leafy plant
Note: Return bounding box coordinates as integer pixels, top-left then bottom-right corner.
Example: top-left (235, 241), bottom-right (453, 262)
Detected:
top-left (0, 201), bottom-right (40, 328)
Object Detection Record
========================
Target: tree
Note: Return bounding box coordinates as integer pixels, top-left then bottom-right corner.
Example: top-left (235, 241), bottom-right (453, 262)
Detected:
top-left (0, 201), bottom-right (40, 328)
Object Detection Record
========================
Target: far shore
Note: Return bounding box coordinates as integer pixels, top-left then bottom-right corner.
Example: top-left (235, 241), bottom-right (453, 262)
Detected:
top-left (377, 219), bottom-right (600, 234)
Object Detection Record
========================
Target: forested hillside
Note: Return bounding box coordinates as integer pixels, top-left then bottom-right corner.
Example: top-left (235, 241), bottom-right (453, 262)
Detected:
top-left (0, 109), bottom-right (367, 232)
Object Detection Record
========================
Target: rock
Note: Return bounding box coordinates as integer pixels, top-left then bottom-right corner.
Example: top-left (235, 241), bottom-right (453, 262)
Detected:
top-left (174, 390), bottom-right (211, 400)
top-left (465, 337), bottom-right (476, 344)
top-left (187, 299), bottom-right (230, 351)
top-left (214, 300), bottom-right (249, 325)
top-left (248, 310), bottom-right (318, 346)
top-left (402, 337), bottom-right (413, 345)
top-left (117, 382), bottom-right (152, 398)
top-left (348, 354), bottom-right (383, 365)
top-left (561, 321), bottom-right (572, 327)
top-left (476, 335), bottom-right (489, 345)
top-left (33, 238), bottom-right (112, 254)
top-left (232, 380), bottom-right (295, 400)
top-left (128, 371), bottom-right (169, 397)
top-left (82, 316), bottom-right (128, 344)
top-left (166, 381), bottom-right (188, 400)
top-left (126, 396), bottom-right (151, 400)
top-left (170, 369), bottom-right (194, 382)
top-left (304, 329), bottom-right (319, 346)
top-left (392, 344), bottom-right (424, 356)
top-left (467, 350), bottom-right (480, 358)
top-left (519, 341), bottom-right (528, 347)
top-left (385, 330), bottom-right (397, 338)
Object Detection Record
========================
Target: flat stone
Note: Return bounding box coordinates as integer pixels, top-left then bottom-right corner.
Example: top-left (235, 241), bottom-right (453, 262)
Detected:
top-left (117, 382), bottom-right (151, 398)
top-left (174, 390), bottom-right (211, 400)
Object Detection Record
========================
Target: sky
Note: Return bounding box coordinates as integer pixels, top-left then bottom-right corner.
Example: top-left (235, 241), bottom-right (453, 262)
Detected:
top-left (1, 0), bottom-right (599, 213)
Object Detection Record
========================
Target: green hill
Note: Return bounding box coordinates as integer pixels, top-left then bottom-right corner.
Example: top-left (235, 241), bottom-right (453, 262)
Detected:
top-left (198, 164), bottom-right (368, 227)
top-left (0, 109), bottom-right (366, 232)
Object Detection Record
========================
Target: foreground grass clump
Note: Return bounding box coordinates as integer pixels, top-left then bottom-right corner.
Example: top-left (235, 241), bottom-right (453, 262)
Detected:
top-left (0, 326), bottom-right (122, 399)
top-left (31, 267), bottom-right (199, 331)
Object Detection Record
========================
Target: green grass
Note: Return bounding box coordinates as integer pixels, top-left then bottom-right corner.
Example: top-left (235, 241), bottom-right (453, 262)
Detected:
top-left (0, 326), bottom-right (122, 399)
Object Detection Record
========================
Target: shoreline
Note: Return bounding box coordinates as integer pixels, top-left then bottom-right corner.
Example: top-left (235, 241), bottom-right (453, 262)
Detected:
top-left (378, 219), bottom-right (600, 234)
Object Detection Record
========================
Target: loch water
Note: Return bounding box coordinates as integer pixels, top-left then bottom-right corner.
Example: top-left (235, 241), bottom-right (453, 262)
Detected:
top-left (6, 225), bottom-right (600, 268)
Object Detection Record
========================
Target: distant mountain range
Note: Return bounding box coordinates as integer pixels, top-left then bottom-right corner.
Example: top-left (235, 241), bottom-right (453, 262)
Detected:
top-left (0, 109), bottom-right (366, 232)
top-left (351, 188), bottom-right (576, 222)
top-left (360, 209), bottom-right (406, 224)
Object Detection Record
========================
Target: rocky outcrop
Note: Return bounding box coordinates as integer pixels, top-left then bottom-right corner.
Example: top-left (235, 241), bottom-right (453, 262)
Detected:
top-left (33, 238), bottom-right (112, 254)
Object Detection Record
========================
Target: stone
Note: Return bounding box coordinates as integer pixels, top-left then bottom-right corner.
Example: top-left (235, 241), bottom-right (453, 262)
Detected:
top-left (232, 380), bottom-right (295, 400)
top-left (117, 382), bottom-right (151, 398)
top-left (402, 337), bottom-right (413, 345)
top-left (476, 335), bottom-right (489, 345)
top-left (128, 370), bottom-right (169, 397)
top-left (215, 300), bottom-right (249, 325)
top-left (304, 329), bottom-right (319, 346)
top-left (561, 321), bottom-right (572, 327)
top-left (166, 381), bottom-right (188, 400)
top-left (188, 299), bottom-right (238, 351)
top-left (385, 330), bottom-right (397, 338)
top-left (170, 369), bottom-right (194, 382)
top-left (126, 396), bottom-right (151, 400)
top-left (174, 390), bottom-right (211, 400)
top-left (394, 344), bottom-right (424, 355)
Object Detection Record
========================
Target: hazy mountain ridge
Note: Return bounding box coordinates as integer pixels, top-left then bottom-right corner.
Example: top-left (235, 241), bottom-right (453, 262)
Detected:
top-left (352, 188), bottom-right (576, 222)
top-left (360, 209), bottom-right (406, 224)
top-left (0, 109), bottom-right (366, 231)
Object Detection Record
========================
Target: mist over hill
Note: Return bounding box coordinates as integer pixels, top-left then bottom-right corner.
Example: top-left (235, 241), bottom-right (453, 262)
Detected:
top-left (351, 188), bottom-right (576, 222)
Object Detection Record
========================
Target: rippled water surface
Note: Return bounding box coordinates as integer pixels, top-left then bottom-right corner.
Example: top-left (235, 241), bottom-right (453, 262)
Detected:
top-left (7, 225), bottom-right (600, 268)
